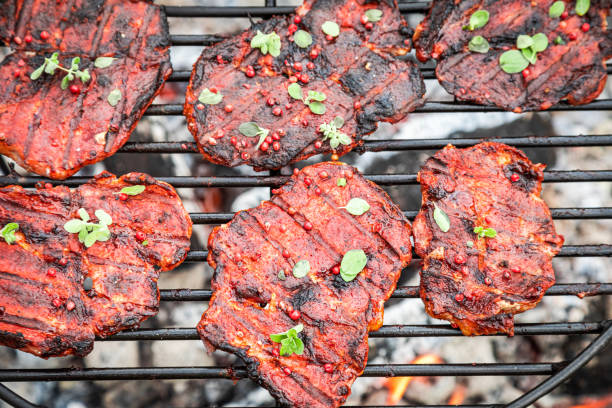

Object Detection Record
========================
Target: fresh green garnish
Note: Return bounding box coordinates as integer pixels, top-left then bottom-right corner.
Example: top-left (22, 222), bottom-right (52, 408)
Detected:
top-left (93, 57), bottom-right (116, 69)
top-left (294, 30), bottom-right (313, 48)
top-left (198, 88), bottom-right (223, 105)
top-left (474, 226), bottom-right (497, 238)
top-left (549, 1), bottom-right (565, 18)
top-left (321, 21), bottom-right (340, 37)
top-left (364, 9), bottom-right (383, 23)
top-left (340, 198), bottom-right (370, 216)
top-left (463, 10), bottom-right (489, 31)
top-left (340, 249), bottom-right (367, 282)
top-left (64, 209), bottom-right (113, 248)
top-left (286, 84), bottom-right (326, 114)
top-left (468, 35), bottom-right (490, 53)
top-left (499, 49), bottom-right (529, 74)
top-left (319, 116), bottom-right (350, 149)
top-left (531, 33), bottom-right (549, 52)
top-left (142, 240), bottom-right (149, 246)
top-left (575, 0), bottom-right (590, 16)
top-left (250, 31), bottom-right (281, 57)
top-left (517, 34), bottom-right (534, 50)
top-left (554, 36), bottom-right (566, 45)
top-left (120, 185), bottom-right (145, 196)
top-left (239, 122), bottom-right (270, 150)
top-left (292, 259), bottom-right (310, 278)
top-left (278, 270), bottom-right (286, 280)
top-left (270, 324), bottom-right (304, 356)
top-left (337, 178), bottom-right (347, 187)
top-left (1, 223), bottom-right (19, 245)
top-left (466, 240), bottom-right (474, 248)
top-left (107, 89), bottom-right (122, 107)
top-left (30, 52), bottom-right (91, 89)
top-left (433, 203), bottom-right (450, 232)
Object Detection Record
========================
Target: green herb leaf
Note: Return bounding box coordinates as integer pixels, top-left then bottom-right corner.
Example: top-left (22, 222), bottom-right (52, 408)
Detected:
top-left (294, 30), bottom-right (313, 48)
top-left (307, 101), bottom-right (326, 115)
top-left (107, 89), bottom-right (122, 107)
top-left (554, 35), bottom-right (566, 45)
top-left (575, 0), bottom-right (590, 16)
top-left (45, 59), bottom-right (58, 75)
top-left (466, 240), bottom-right (474, 248)
top-left (255, 129), bottom-right (270, 150)
top-left (517, 35), bottom-right (534, 49)
top-left (278, 270), bottom-right (286, 280)
top-left (319, 118), bottom-right (351, 149)
top-left (292, 260), bottom-right (310, 278)
top-left (364, 9), bottom-right (383, 23)
top-left (198, 88), bottom-right (223, 105)
top-left (70, 57), bottom-right (80, 71)
top-left (77, 69), bottom-right (90, 83)
top-left (549, 1), bottom-right (565, 18)
top-left (332, 116), bottom-right (344, 128)
top-left (94, 57), bottom-right (116, 68)
top-left (1, 223), bottom-right (19, 245)
top-left (270, 324), bottom-right (304, 356)
top-left (95, 210), bottom-right (112, 226)
top-left (321, 21), bottom-right (340, 37)
top-left (288, 83), bottom-right (303, 100)
top-left (142, 240), bottom-right (149, 246)
top-left (468, 35), bottom-right (490, 53)
top-left (483, 227), bottom-right (497, 238)
top-left (120, 185), bottom-right (146, 196)
top-left (78, 208), bottom-right (90, 222)
top-left (337, 178), bottom-right (347, 187)
top-left (30, 64), bottom-right (45, 80)
top-left (306, 90), bottom-right (326, 102)
top-left (239, 122), bottom-right (261, 137)
top-left (433, 203), bottom-right (450, 232)
top-left (250, 31), bottom-right (282, 57)
top-left (64, 219), bottom-right (86, 233)
top-left (499, 49), bottom-right (529, 73)
top-left (521, 47), bottom-right (537, 65)
top-left (464, 10), bottom-right (489, 31)
top-left (340, 249), bottom-right (367, 282)
top-left (61, 75), bottom-right (71, 90)
top-left (531, 33), bottom-right (548, 52)
top-left (341, 198), bottom-right (370, 216)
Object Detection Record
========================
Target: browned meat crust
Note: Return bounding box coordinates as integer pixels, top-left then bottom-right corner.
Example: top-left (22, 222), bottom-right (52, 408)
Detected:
top-left (184, 0), bottom-right (425, 171)
top-left (413, 0), bottom-right (612, 112)
top-left (197, 162), bottom-right (412, 407)
top-left (0, 0), bottom-right (172, 179)
top-left (413, 143), bottom-right (564, 335)
top-left (0, 172), bottom-right (192, 357)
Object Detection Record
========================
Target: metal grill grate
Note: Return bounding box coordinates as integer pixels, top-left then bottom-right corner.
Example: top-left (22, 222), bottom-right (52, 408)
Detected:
top-left (0, 1), bottom-right (611, 407)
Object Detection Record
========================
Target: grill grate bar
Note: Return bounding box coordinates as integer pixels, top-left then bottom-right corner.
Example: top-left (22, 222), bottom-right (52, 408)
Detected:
top-left (159, 283), bottom-right (612, 302)
top-left (101, 322), bottom-right (609, 342)
top-left (145, 100), bottom-right (612, 115)
top-left (116, 135), bottom-right (612, 154)
top-left (188, 208), bottom-right (612, 224)
top-left (2, 170), bottom-right (610, 188)
top-left (182, 245), bottom-right (612, 262)
top-left (0, 362), bottom-right (566, 382)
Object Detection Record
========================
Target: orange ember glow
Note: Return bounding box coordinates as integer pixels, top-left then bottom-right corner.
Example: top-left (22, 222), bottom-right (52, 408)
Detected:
top-left (447, 384), bottom-right (467, 405)
top-left (570, 394), bottom-right (612, 408)
top-left (385, 353), bottom-right (444, 405)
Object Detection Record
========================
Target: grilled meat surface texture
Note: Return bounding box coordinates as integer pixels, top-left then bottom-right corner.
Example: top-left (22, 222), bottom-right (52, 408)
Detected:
top-left (0, 0), bottom-right (172, 179)
top-left (198, 162), bottom-right (413, 407)
top-left (413, 0), bottom-right (612, 112)
top-left (185, 0), bottom-right (425, 171)
top-left (0, 172), bottom-right (192, 357)
top-left (413, 143), bottom-right (564, 335)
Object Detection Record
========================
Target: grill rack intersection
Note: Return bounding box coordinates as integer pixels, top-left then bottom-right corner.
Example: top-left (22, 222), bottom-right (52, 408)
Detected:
top-left (0, 1), bottom-right (611, 407)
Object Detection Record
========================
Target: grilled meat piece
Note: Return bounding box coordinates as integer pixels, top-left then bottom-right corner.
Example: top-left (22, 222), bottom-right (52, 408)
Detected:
top-left (0, 172), bottom-right (192, 357)
top-left (198, 162), bottom-right (412, 407)
top-left (0, 0), bottom-right (171, 179)
top-left (185, 0), bottom-right (425, 171)
top-left (413, 0), bottom-right (612, 112)
top-left (413, 143), bottom-right (564, 335)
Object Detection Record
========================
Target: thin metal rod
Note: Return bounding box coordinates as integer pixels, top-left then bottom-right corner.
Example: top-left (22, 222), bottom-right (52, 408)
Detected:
top-left (0, 384), bottom-right (40, 408)
top-left (507, 321), bottom-right (612, 408)
top-left (188, 208), bottom-right (612, 225)
top-left (182, 244), bottom-right (612, 262)
top-left (118, 135), bottom-right (612, 154)
top-left (145, 100), bottom-right (612, 115)
top-left (2, 171), bottom-right (611, 188)
top-left (0, 362), bottom-right (565, 382)
top-left (101, 322), bottom-right (608, 341)
top-left (163, 3), bottom-right (431, 17)
top-left (160, 283), bottom-right (612, 302)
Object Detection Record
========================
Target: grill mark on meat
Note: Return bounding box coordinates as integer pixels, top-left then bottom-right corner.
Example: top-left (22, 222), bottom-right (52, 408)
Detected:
top-left (0, 172), bottom-right (192, 357)
top-left (199, 162), bottom-right (412, 408)
top-left (90, 3), bottom-right (113, 57)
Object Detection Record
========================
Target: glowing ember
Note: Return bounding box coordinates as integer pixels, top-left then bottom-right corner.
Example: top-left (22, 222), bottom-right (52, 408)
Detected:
top-left (570, 394), bottom-right (612, 408)
top-left (447, 384), bottom-right (467, 405)
top-left (385, 353), bottom-right (444, 405)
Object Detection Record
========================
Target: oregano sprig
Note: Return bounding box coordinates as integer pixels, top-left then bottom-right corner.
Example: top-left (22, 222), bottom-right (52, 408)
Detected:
top-left (1, 222), bottom-right (19, 245)
top-left (239, 122), bottom-right (270, 150)
top-left (250, 31), bottom-right (282, 57)
top-left (287, 83), bottom-right (327, 114)
top-left (30, 52), bottom-right (91, 90)
top-left (64, 208), bottom-right (113, 248)
top-left (270, 324), bottom-right (305, 356)
top-left (319, 116), bottom-right (350, 149)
